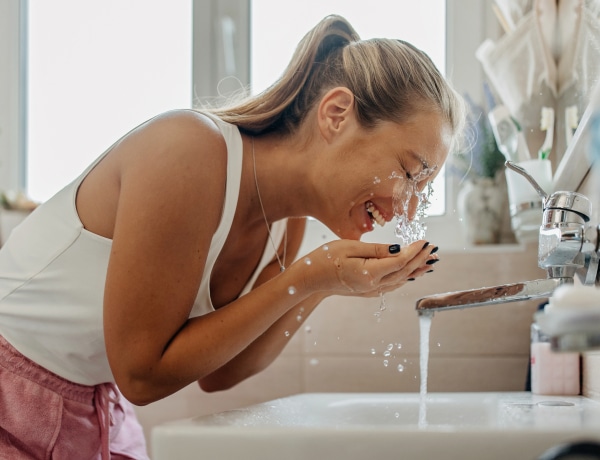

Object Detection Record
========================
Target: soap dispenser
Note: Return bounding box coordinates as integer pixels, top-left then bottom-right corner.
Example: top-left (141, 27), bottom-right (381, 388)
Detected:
top-left (530, 303), bottom-right (581, 396)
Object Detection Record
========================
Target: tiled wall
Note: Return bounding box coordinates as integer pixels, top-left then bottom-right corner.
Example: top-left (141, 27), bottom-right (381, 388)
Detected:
top-left (135, 242), bottom-right (546, 455)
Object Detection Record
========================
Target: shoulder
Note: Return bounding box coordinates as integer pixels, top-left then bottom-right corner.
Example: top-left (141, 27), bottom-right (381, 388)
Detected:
top-left (116, 110), bottom-right (229, 181)
top-left (132, 109), bottom-right (226, 152)
top-left (113, 110), bottom-right (232, 231)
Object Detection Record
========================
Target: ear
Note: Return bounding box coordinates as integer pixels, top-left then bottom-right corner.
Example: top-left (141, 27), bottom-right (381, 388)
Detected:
top-left (317, 87), bottom-right (356, 143)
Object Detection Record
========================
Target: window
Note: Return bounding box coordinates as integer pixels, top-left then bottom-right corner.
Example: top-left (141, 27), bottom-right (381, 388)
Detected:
top-left (25, 0), bottom-right (192, 202)
top-left (0, 0), bottom-right (489, 249)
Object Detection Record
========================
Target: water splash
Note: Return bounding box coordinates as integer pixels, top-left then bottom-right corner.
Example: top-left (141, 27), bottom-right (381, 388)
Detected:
top-left (392, 167), bottom-right (437, 245)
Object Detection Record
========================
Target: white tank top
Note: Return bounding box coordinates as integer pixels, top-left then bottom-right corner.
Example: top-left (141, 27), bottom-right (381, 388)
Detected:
top-left (0, 112), bottom-right (285, 385)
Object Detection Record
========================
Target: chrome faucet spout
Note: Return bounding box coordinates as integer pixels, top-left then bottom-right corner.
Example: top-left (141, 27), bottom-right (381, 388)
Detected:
top-left (415, 277), bottom-right (573, 314)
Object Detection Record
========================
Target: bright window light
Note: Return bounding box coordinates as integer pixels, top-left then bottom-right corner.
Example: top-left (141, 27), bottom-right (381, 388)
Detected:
top-left (26, 1), bottom-right (192, 203)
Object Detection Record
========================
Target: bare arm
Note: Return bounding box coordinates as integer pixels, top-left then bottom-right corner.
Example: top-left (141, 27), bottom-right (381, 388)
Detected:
top-left (197, 217), bottom-right (323, 392)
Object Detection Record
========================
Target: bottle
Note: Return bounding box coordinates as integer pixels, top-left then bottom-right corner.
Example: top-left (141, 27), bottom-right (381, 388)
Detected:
top-left (530, 317), bottom-right (580, 395)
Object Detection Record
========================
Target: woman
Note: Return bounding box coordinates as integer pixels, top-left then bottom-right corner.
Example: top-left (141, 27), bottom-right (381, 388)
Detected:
top-left (0, 14), bottom-right (465, 459)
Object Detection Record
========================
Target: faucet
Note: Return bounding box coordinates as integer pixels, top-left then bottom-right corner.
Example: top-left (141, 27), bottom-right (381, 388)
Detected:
top-left (416, 161), bottom-right (600, 320)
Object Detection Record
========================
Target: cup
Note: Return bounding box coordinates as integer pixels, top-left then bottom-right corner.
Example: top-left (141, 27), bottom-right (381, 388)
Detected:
top-left (505, 159), bottom-right (552, 243)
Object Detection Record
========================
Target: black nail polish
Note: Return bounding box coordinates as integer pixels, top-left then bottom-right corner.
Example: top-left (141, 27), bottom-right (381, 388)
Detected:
top-left (422, 242), bottom-right (430, 249)
top-left (430, 246), bottom-right (439, 254)
top-left (426, 259), bottom-right (439, 265)
top-left (407, 278), bottom-right (415, 281)
top-left (388, 244), bottom-right (401, 254)
top-left (426, 269), bottom-right (434, 273)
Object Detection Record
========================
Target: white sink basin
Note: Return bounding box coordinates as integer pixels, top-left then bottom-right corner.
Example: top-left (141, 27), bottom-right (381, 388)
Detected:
top-left (152, 392), bottom-right (600, 460)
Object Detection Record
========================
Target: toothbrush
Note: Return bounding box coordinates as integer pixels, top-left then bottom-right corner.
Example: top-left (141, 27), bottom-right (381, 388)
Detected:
top-left (538, 107), bottom-right (554, 160)
top-left (565, 105), bottom-right (579, 146)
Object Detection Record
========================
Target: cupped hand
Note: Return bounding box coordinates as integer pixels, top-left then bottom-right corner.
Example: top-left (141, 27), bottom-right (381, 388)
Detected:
top-left (298, 239), bottom-right (438, 297)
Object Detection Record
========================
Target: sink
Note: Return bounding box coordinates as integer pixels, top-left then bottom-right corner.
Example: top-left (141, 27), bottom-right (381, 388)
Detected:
top-left (152, 392), bottom-right (600, 460)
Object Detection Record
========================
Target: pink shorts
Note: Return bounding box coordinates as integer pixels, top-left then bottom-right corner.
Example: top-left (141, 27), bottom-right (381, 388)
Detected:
top-left (0, 335), bottom-right (149, 460)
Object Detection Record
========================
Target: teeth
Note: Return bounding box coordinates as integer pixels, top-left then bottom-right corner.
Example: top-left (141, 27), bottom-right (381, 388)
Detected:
top-left (365, 201), bottom-right (386, 227)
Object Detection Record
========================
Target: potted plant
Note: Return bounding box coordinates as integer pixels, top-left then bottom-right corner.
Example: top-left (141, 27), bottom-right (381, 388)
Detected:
top-left (449, 93), bottom-right (513, 245)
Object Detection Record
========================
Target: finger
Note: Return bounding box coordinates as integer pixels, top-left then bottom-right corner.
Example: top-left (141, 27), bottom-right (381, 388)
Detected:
top-left (335, 239), bottom-right (428, 260)
top-left (378, 244), bottom-right (438, 284)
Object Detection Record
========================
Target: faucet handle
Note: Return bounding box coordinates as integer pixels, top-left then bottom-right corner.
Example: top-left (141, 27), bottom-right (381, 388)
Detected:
top-left (545, 192), bottom-right (592, 222)
top-left (505, 160), bottom-right (548, 201)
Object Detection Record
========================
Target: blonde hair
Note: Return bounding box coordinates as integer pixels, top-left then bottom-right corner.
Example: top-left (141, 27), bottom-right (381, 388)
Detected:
top-left (207, 15), bottom-right (465, 145)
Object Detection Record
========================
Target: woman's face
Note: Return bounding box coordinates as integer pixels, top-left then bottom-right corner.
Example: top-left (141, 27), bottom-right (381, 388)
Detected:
top-left (319, 110), bottom-right (452, 240)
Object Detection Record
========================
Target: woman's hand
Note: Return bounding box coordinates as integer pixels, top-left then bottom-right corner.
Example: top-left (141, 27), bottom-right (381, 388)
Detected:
top-left (298, 239), bottom-right (438, 297)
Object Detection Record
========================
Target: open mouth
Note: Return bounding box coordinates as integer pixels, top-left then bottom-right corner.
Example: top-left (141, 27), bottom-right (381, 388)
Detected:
top-left (366, 201), bottom-right (386, 227)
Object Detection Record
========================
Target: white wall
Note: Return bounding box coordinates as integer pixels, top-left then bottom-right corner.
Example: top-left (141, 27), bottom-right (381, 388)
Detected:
top-left (0, 0), bottom-right (24, 193)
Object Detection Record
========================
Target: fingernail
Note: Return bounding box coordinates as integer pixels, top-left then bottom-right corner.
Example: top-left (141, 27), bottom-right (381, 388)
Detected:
top-left (422, 242), bottom-right (430, 249)
top-left (426, 269), bottom-right (434, 273)
top-left (407, 278), bottom-right (415, 281)
top-left (388, 244), bottom-right (401, 254)
top-left (426, 259), bottom-right (439, 265)
top-left (430, 246), bottom-right (439, 254)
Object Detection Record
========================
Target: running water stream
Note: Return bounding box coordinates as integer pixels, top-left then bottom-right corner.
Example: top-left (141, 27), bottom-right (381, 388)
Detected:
top-left (388, 170), bottom-right (437, 426)
top-left (418, 312), bottom-right (433, 427)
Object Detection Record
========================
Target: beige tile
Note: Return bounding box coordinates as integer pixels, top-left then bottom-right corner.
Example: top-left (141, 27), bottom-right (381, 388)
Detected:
top-left (302, 295), bottom-right (538, 358)
top-left (302, 245), bottom-right (544, 357)
top-left (427, 356), bottom-right (530, 392)
top-left (303, 355), bottom-right (421, 392)
top-left (303, 355), bottom-right (529, 393)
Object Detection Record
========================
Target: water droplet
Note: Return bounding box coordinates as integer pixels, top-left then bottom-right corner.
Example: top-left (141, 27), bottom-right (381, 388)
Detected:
top-left (288, 286), bottom-right (296, 295)
top-left (397, 343), bottom-right (402, 349)
top-left (305, 325), bottom-right (312, 333)
top-left (383, 350), bottom-right (391, 357)
top-left (397, 364), bottom-right (404, 372)
top-left (322, 245), bottom-right (329, 251)
top-left (284, 330), bottom-right (290, 337)
top-left (373, 176), bottom-right (381, 184)
top-left (309, 358), bottom-right (319, 366)
top-left (304, 257), bottom-right (312, 265)
top-left (386, 343), bottom-right (394, 351)
top-left (326, 253), bottom-right (332, 259)
top-left (383, 359), bottom-right (389, 367)
top-left (394, 412), bottom-right (400, 418)
top-left (370, 348), bottom-right (376, 355)
top-left (362, 269), bottom-right (369, 275)
top-left (296, 315), bottom-right (303, 322)
top-left (437, 342), bottom-right (441, 347)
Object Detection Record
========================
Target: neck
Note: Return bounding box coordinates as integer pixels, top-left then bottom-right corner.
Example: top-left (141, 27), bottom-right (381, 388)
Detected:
top-left (242, 133), bottom-right (316, 224)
